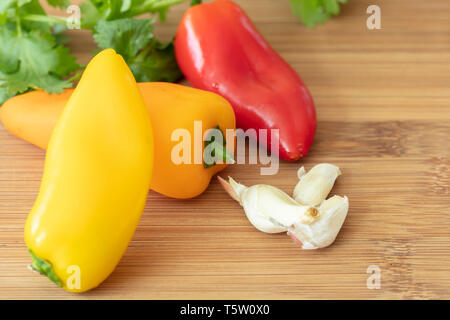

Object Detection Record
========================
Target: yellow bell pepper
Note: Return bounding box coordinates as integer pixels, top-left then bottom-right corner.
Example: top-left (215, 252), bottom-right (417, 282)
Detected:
top-left (24, 49), bottom-right (153, 292)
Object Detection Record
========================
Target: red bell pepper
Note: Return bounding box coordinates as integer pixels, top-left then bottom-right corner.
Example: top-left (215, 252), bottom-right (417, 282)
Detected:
top-left (174, 0), bottom-right (316, 161)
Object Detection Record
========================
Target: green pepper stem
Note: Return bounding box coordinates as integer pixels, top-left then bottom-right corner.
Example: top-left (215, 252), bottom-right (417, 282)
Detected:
top-left (203, 125), bottom-right (235, 168)
top-left (207, 141), bottom-right (235, 165)
top-left (28, 249), bottom-right (62, 288)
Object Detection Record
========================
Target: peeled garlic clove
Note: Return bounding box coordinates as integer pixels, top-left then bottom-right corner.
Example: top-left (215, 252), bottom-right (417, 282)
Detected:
top-left (288, 195), bottom-right (349, 250)
top-left (219, 177), bottom-right (318, 234)
top-left (293, 163), bottom-right (341, 206)
top-left (219, 176), bottom-right (287, 233)
top-left (240, 186), bottom-right (288, 233)
top-left (253, 185), bottom-right (318, 227)
top-left (217, 176), bottom-right (287, 233)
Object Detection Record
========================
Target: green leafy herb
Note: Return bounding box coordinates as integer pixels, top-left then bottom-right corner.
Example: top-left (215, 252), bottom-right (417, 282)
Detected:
top-left (0, 0), bottom-right (80, 105)
top-left (0, 28), bottom-right (79, 96)
top-left (0, 0), bottom-right (195, 106)
top-left (93, 18), bottom-right (182, 82)
top-left (86, 0), bottom-right (200, 83)
top-left (81, 0), bottom-right (190, 29)
top-left (289, 0), bottom-right (347, 28)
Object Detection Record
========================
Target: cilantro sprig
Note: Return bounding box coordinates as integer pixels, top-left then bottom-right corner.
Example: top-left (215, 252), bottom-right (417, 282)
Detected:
top-left (93, 18), bottom-right (182, 83)
top-left (0, 0), bottom-right (345, 107)
top-left (289, 0), bottom-right (347, 28)
top-left (0, 0), bottom-right (80, 105)
top-left (81, 0), bottom-right (193, 29)
top-left (0, 0), bottom-right (198, 106)
top-left (83, 0), bottom-right (199, 84)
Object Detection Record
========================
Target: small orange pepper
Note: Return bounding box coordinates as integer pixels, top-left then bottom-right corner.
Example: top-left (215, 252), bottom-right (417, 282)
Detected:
top-left (1, 82), bottom-right (236, 198)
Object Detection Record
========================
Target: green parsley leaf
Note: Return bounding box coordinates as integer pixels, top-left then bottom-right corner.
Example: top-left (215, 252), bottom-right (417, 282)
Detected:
top-left (81, 0), bottom-right (190, 29)
top-left (80, 0), bottom-right (124, 29)
top-left (130, 41), bottom-right (182, 82)
top-left (93, 18), bottom-right (154, 61)
top-left (0, 1), bottom-right (51, 32)
top-left (0, 0), bottom-right (17, 15)
top-left (0, 0), bottom-right (80, 105)
top-left (0, 28), bottom-right (79, 97)
top-left (289, 0), bottom-right (347, 28)
top-left (93, 18), bottom-right (182, 82)
top-left (0, 0), bottom-right (195, 106)
top-left (19, 0), bottom-right (54, 32)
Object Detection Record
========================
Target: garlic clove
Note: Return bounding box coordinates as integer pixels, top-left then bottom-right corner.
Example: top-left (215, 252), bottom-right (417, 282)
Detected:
top-left (241, 186), bottom-right (288, 233)
top-left (254, 185), bottom-right (318, 227)
top-left (219, 176), bottom-right (288, 233)
top-left (219, 170), bottom-right (349, 250)
top-left (293, 163), bottom-right (342, 206)
top-left (288, 195), bottom-right (349, 249)
top-left (219, 177), bottom-right (318, 234)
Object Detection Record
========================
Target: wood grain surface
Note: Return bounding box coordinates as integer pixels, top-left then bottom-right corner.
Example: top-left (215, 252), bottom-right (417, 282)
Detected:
top-left (1, 0), bottom-right (449, 299)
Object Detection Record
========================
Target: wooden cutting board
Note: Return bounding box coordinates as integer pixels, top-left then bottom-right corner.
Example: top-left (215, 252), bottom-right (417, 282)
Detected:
top-left (1, 0), bottom-right (449, 299)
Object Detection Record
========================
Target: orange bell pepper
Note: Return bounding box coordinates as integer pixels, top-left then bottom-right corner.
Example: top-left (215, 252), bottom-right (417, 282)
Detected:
top-left (0, 83), bottom-right (236, 199)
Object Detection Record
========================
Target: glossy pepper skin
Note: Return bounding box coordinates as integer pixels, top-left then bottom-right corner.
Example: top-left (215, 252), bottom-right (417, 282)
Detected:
top-left (141, 83), bottom-right (235, 198)
top-left (1, 83), bottom-right (235, 199)
top-left (175, 0), bottom-right (316, 161)
top-left (24, 49), bottom-right (153, 292)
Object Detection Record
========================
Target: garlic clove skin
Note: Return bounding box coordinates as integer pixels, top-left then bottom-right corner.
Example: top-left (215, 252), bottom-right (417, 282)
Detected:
top-left (288, 195), bottom-right (349, 249)
top-left (228, 177), bottom-right (249, 206)
top-left (219, 177), bottom-right (319, 234)
top-left (218, 176), bottom-right (245, 204)
top-left (293, 163), bottom-right (342, 206)
top-left (255, 185), bottom-right (318, 226)
top-left (219, 176), bottom-right (284, 233)
top-left (297, 166), bottom-right (306, 179)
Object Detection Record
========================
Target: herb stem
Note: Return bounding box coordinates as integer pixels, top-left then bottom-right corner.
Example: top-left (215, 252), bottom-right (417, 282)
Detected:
top-left (135, 44), bottom-right (153, 62)
top-left (22, 14), bottom-right (67, 26)
top-left (16, 18), bottom-right (22, 36)
top-left (15, 4), bottom-right (22, 37)
top-left (151, 0), bottom-right (188, 9)
top-left (130, 0), bottom-right (187, 16)
top-left (67, 71), bottom-right (83, 84)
